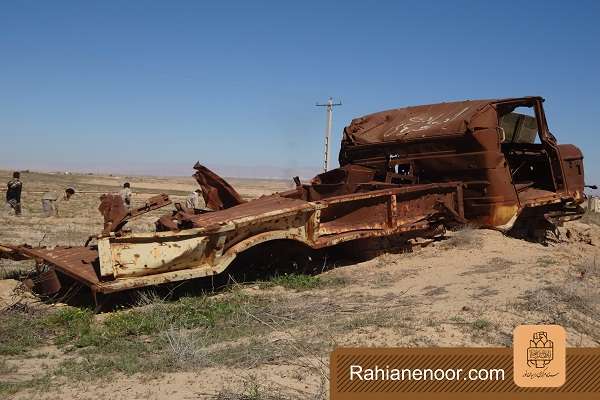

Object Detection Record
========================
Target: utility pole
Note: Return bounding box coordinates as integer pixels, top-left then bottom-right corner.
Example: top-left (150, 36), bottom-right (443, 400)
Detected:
top-left (316, 97), bottom-right (342, 172)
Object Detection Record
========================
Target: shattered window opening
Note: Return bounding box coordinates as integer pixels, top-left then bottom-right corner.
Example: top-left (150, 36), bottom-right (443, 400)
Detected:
top-left (499, 106), bottom-right (540, 144)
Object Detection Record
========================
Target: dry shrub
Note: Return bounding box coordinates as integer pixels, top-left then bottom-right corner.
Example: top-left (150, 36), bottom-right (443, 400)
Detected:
top-left (438, 226), bottom-right (478, 249)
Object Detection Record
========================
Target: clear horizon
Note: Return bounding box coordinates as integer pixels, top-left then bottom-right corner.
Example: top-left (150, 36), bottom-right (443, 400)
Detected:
top-left (0, 162), bottom-right (320, 180)
top-left (1, 1), bottom-right (599, 193)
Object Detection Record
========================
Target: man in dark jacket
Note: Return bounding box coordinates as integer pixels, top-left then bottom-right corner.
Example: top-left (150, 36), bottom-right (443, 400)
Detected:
top-left (6, 171), bottom-right (23, 216)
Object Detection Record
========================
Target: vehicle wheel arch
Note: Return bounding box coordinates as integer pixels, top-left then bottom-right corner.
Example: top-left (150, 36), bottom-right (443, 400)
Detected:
top-left (214, 230), bottom-right (316, 275)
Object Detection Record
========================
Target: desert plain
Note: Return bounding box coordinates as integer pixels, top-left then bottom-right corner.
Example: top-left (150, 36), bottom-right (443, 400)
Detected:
top-left (0, 169), bottom-right (599, 399)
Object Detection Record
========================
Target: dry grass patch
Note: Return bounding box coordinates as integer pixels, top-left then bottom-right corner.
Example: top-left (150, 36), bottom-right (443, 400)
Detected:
top-left (215, 376), bottom-right (315, 400)
top-left (460, 257), bottom-right (515, 276)
top-left (438, 226), bottom-right (479, 250)
top-left (580, 210), bottom-right (600, 226)
top-left (513, 258), bottom-right (600, 341)
top-left (1, 288), bottom-right (336, 396)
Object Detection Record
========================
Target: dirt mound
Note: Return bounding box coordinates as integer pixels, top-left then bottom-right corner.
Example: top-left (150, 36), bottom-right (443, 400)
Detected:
top-left (0, 279), bottom-right (37, 310)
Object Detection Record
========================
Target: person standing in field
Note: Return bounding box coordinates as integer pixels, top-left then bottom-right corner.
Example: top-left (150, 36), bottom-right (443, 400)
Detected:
top-left (41, 187), bottom-right (75, 217)
top-left (6, 171), bottom-right (23, 216)
top-left (185, 188), bottom-right (208, 210)
top-left (119, 182), bottom-right (132, 210)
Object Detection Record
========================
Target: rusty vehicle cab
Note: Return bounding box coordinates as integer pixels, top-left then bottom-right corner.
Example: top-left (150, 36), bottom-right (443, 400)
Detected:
top-left (338, 96), bottom-right (586, 230)
top-left (496, 98), bottom-right (585, 223)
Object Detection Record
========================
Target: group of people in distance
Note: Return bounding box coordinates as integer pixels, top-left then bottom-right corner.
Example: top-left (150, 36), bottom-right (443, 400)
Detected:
top-left (5, 171), bottom-right (136, 218)
top-left (5, 171), bottom-right (209, 218)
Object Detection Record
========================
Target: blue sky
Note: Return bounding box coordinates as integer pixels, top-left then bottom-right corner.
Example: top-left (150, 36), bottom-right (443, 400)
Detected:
top-left (1, 1), bottom-right (599, 185)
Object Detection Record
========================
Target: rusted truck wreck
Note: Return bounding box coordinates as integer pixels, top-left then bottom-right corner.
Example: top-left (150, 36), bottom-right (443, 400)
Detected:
top-left (0, 96), bottom-right (588, 304)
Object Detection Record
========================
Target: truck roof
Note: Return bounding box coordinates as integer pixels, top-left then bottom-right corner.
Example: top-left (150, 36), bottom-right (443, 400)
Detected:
top-left (342, 96), bottom-right (541, 146)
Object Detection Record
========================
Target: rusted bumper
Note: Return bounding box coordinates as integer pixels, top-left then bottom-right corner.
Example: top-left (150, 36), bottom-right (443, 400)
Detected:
top-left (1, 244), bottom-right (100, 288)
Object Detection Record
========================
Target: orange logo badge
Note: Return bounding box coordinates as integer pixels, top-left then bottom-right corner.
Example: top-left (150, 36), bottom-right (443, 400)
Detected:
top-left (513, 325), bottom-right (566, 387)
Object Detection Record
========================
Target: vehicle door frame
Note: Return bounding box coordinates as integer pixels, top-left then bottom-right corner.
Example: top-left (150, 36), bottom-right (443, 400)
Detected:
top-left (495, 97), bottom-right (565, 194)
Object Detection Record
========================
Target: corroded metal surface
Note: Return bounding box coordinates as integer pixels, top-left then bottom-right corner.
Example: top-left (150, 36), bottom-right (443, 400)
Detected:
top-left (193, 162), bottom-right (244, 210)
top-left (99, 193), bottom-right (172, 235)
top-left (32, 269), bottom-right (62, 296)
top-left (342, 99), bottom-right (495, 145)
top-left (2, 244), bottom-right (100, 287)
top-left (1, 182), bottom-right (463, 295)
top-left (0, 244), bottom-right (30, 261)
top-left (1, 96), bottom-right (589, 302)
top-left (93, 182), bottom-right (462, 293)
top-left (340, 96), bottom-right (586, 227)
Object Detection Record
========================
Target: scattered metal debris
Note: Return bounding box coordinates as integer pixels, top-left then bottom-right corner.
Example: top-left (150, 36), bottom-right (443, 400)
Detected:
top-left (99, 193), bottom-right (172, 235)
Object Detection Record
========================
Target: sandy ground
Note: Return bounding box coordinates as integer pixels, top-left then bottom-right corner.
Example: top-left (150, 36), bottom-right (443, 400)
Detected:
top-left (1, 170), bottom-right (599, 399)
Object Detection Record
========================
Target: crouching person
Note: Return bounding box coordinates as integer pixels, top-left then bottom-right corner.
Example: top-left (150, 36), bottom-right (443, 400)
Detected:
top-left (42, 187), bottom-right (75, 217)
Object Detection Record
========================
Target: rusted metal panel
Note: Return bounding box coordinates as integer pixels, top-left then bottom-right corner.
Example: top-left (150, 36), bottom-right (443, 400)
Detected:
top-left (342, 99), bottom-right (505, 145)
top-left (340, 96), bottom-right (585, 229)
top-left (2, 245), bottom-right (100, 287)
top-left (99, 193), bottom-right (172, 235)
top-left (92, 184), bottom-right (462, 293)
top-left (101, 235), bottom-right (211, 279)
top-left (193, 162), bottom-right (244, 210)
top-left (0, 244), bottom-right (30, 261)
top-left (97, 237), bottom-right (113, 278)
top-left (32, 269), bottom-right (62, 296)
top-left (558, 144), bottom-right (585, 201)
top-left (157, 195), bottom-right (316, 231)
